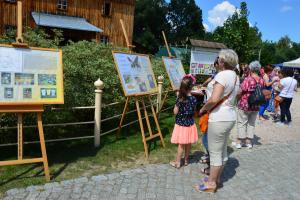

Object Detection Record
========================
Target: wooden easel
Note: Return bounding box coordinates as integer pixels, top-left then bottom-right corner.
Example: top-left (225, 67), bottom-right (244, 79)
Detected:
top-left (117, 20), bottom-right (165, 158)
top-left (0, 106), bottom-right (50, 181)
top-left (0, 0), bottom-right (50, 181)
top-left (159, 31), bottom-right (177, 111)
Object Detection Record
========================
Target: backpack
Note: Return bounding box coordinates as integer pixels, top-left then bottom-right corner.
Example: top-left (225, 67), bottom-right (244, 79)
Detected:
top-left (248, 78), bottom-right (266, 106)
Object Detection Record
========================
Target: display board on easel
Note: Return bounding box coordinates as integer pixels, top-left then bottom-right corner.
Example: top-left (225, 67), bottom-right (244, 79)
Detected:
top-left (112, 52), bottom-right (158, 96)
top-left (162, 57), bottom-right (186, 91)
top-left (0, 45), bottom-right (64, 104)
top-left (115, 19), bottom-right (165, 158)
top-left (0, 0), bottom-right (63, 182)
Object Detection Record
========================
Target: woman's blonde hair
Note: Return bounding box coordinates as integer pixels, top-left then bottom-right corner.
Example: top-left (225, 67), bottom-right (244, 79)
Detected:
top-left (218, 49), bottom-right (239, 70)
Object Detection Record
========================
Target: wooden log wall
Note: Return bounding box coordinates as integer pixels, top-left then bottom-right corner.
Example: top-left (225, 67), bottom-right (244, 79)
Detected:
top-left (0, 0), bottom-right (135, 47)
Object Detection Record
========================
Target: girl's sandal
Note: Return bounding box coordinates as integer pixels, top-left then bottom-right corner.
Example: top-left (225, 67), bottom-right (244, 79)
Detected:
top-left (194, 182), bottom-right (217, 193)
top-left (169, 161), bottom-right (181, 169)
top-left (184, 159), bottom-right (189, 166)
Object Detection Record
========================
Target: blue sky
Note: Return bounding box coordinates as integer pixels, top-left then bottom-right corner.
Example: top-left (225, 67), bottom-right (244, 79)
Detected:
top-left (195, 0), bottom-right (300, 42)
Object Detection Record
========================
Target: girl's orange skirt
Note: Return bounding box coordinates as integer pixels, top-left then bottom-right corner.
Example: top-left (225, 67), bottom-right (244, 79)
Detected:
top-left (171, 124), bottom-right (198, 144)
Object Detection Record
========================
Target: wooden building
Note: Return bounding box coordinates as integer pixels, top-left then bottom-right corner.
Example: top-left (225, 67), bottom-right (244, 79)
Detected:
top-left (0, 0), bottom-right (135, 47)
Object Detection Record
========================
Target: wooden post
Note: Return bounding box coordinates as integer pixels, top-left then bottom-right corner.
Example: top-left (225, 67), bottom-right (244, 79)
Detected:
top-left (16, 0), bottom-right (23, 43)
top-left (120, 19), bottom-right (135, 52)
top-left (12, 0), bottom-right (28, 48)
top-left (135, 98), bottom-right (149, 158)
top-left (162, 31), bottom-right (172, 57)
top-left (157, 75), bottom-right (164, 113)
top-left (94, 78), bottom-right (104, 148)
top-left (37, 112), bottom-right (50, 181)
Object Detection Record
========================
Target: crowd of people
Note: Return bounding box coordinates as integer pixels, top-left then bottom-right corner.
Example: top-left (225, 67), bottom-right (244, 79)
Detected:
top-left (169, 49), bottom-right (298, 193)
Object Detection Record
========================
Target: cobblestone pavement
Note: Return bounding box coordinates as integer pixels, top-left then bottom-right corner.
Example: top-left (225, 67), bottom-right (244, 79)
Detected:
top-left (3, 140), bottom-right (300, 200)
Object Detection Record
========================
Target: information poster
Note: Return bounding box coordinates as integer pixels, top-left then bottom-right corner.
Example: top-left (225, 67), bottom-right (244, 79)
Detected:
top-left (190, 50), bottom-right (218, 75)
top-left (162, 57), bottom-right (186, 90)
top-left (0, 45), bottom-right (64, 105)
top-left (112, 52), bottom-right (158, 96)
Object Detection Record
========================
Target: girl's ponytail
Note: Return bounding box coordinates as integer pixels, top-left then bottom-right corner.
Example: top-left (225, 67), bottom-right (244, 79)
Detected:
top-left (178, 75), bottom-right (194, 101)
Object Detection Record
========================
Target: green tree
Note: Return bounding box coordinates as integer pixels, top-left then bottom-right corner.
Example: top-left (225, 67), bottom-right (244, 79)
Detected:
top-left (260, 41), bottom-right (277, 65)
top-left (260, 36), bottom-right (299, 65)
top-left (168, 0), bottom-right (205, 43)
top-left (133, 0), bottom-right (170, 53)
top-left (213, 2), bottom-right (262, 63)
top-left (275, 36), bottom-right (297, 63)
top-left (292, 42), bottom-right (300, 57)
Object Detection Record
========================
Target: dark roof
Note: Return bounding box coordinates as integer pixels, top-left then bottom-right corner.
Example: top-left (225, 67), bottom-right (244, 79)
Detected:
top-left (189, 39), bottom-right (227, 49)
top-left (32, 12), bottom-right (103, 32)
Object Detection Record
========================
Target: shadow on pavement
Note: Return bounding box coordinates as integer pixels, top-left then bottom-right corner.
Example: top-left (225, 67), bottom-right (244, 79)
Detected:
top-left (253, 134), bottom-right (262, 146)
top-left (189, 151), bottom-right (206, 164)
top-left (221, 157), bottom-right (239, 185)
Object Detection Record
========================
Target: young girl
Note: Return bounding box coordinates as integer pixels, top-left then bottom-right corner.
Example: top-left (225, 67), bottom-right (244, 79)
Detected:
top-left (170, 75), bottom-right (199, 168)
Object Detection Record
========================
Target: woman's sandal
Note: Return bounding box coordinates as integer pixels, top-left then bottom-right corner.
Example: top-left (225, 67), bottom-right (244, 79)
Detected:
top-left (200, 167), bottom-right (210, 175)
top-left (194, 182), bottom-right (217, 193)
top-left (169, 161), bottom-right (181, 169)
top-left (259, 116), bottom-right (266, 121)
top-left (202, 177), bottom-right (223, 188)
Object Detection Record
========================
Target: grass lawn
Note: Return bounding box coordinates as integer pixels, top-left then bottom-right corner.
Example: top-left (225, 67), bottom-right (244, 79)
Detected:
top-left (0, 111), bottom-right (204, 196)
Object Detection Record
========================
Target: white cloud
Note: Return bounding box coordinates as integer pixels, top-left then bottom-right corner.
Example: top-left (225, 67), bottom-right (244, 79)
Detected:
top-left (280, 5), bottom-right (293, 12)
top-left (208, 1), bottom-right (237, 29)
top-left (203, 23), bottom-right (210, 32)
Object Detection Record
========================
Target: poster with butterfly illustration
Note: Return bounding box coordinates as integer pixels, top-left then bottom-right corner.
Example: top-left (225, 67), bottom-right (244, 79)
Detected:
top-left (112, 52), bottom-right (158, 96)
top-left (162, 57), bottom-right (186, 90)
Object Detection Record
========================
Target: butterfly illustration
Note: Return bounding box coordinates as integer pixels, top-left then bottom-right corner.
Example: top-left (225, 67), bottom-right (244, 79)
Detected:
top-left (127, 56), bottom-right (141, 69)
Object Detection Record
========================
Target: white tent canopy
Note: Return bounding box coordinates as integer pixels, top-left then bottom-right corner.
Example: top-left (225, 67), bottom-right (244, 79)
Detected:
top-left (283, 57), bottom-right (300, 68)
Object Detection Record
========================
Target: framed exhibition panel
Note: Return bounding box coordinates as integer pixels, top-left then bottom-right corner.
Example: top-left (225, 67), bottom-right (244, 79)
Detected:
top-left (162, 57), bottom-right (186, 90)
top-left (0, 45), bottom-right (64, 105)
top-left (112, 51), bottom-right (158, 96)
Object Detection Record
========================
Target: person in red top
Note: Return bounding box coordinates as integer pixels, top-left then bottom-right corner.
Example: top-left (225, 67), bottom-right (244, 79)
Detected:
top-left (236, 61), bottom-right (265, 149)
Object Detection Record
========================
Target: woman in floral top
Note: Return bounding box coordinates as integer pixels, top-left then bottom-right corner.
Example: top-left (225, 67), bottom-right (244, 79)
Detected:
top-left (236, 61), bottom-right (265, 149)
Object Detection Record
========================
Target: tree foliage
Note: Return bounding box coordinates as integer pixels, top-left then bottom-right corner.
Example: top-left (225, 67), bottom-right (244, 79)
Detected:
top-left (213, 2), bottom-right (262, 63)
top-left (133, 0), bottom-right (170, 53)
top-left (168, 0), bottom-right (205, 43)
top-left (134, 0), bottom-right (204, 53)
top-left (260, 36), bottom-right (299, 65)
top-left (0, 27), bottom-right (63, 48)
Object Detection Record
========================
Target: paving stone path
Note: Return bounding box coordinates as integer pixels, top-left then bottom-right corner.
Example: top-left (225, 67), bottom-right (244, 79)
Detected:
top-left (3, 140), bottom-right (300, 200)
